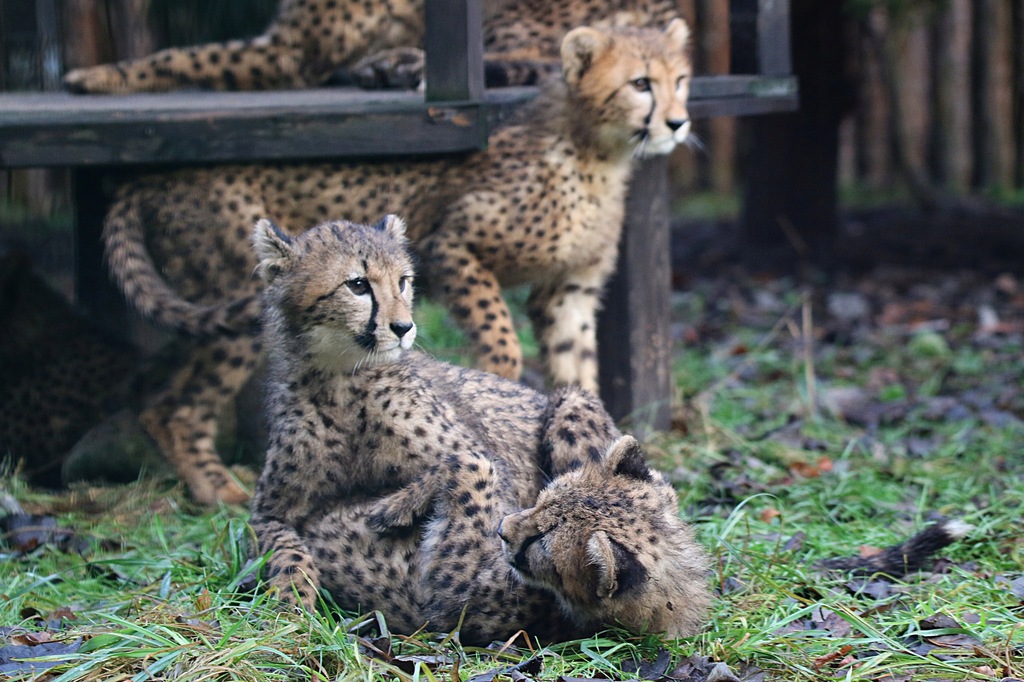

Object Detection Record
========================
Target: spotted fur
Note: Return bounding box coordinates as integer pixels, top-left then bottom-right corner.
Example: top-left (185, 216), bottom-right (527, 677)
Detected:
top-left (0, 254), bottom-right (147, 486)
top-left (249, 216), bottom-right (710, 643)
top-left (100, 21), bottom-right (692, 503)
top-left (62, 0), bottom-right (679, 93)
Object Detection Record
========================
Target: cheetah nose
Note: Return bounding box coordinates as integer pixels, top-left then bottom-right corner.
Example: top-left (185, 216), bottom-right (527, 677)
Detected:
top-left (666, 118), bottom-right (689, 132)
top-left (390, 321), bottom-right (414, 338)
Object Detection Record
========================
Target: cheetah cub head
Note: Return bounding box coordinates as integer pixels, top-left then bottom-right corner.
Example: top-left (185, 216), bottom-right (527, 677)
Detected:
top-left (561, 18), bottom-right (692, 157)
top-left (254, 216), bottom-right (416, 373)
top-left (498, 436), bottom-right (710, 638)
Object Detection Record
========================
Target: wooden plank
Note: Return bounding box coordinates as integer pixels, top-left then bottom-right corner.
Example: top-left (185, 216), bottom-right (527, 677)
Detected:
top-left (424, 0), bottom-right (484, 102)
top-left (597, 156), bottom-right (672, 433)
top-left (0, 76), bottom-right (790, 120)
top-left (0, 89), bottom-right (534, 167)
top-left (0, 76), bottom-right (795, 168)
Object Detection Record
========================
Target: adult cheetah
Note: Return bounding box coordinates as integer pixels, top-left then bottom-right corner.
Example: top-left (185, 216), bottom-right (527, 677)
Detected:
top-left (63, 0), bottom-right (680, 93)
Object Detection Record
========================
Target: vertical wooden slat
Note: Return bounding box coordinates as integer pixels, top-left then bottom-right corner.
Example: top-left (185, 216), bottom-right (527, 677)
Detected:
top-left (34, 0), bottom-right (61, 90)
top-left (424, 0), bottom-right (483, 103)
top-left (0, 0), bottom-right (7, 91)
top-left (730, 0), bottom-right (791, 76)
top-left (73, 168), bottom-right (129, 331)
top-left (598, 157), bottom-right (672, 434)
top-left (1013, 0), bottom-right (1024, 188)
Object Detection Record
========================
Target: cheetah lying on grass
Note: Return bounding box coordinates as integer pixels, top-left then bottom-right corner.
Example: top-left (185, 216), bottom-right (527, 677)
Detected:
top-left (63, 0), bottom-right (681, 92)
top-left (249, 215), bottom-right (712, 644)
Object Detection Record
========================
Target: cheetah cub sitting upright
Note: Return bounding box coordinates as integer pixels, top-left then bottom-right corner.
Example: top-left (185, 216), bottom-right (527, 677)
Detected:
top-left (249, 215), bottom-right (710, 644)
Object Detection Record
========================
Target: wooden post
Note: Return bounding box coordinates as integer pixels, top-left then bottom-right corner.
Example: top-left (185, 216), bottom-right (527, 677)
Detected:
top-left (34, 0), bottom-right (61, 90)
top-left (73, 169), bottom-right (129, 332)
top-left (736, 0), bottom-right (848, 266)
top-left (598, 157), bottom-right (672, 434)
top-left (424, 0), bottom-right (483, 103)
top-left (730, 0), bottom-right (792, 76)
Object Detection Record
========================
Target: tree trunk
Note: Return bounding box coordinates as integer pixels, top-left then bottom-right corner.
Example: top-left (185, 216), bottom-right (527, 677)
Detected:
top-left (927, 5), bottom-right (956, 189)
top-left (1012, 0), bottom-right (1024, 188)
top-left (970, 0), bottom-right (999, 190)
top-left (861, 12), bottom-right (937, 208)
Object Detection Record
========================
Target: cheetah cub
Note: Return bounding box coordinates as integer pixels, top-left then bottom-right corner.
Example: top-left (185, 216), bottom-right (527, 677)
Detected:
top-left (99, 19), bottom-right (694, 504)
top-left (249, 216), bottom-right (710, 644)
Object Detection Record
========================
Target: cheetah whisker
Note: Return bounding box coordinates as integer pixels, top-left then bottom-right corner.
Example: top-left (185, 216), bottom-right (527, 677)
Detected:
top-left (684, 131), bottom-right (705, 155)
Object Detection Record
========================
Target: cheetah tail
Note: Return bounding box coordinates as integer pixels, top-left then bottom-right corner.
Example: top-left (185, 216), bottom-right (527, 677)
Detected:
top-left (102, 189), bottom-right (261, 337)
top-left (818, 518), bottom-right (972, 578)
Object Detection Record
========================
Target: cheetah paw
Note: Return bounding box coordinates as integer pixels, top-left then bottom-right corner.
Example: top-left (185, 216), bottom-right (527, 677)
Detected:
top-left (63, 65), bottom-right (133, 94)
top-left (349, 47), bottom-right (424, 90)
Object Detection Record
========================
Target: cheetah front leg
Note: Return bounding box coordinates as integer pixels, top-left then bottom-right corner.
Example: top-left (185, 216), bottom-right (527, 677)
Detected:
top-left (526, 269), bottom-right (606, 391)
top-left (250, 517), bottom-right (322, 611)
top-left (419, 235), bottom-right (523, 381)
top-left (140, 334), bottom-right (260, 505)
top-left (64, 38), bottom-right (307, 94)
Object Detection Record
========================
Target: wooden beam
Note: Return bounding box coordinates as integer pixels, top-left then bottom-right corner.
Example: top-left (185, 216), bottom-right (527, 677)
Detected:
top-left (597, 156), bottom-right (672, 434)
top-left (0, 88), bottom-right (529, 167)
top-left (0, 76), bottom-right (796, 169)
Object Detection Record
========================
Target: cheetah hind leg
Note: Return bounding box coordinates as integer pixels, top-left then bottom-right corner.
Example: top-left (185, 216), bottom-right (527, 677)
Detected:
top-left (540, 386), bottom-right (619, 477)
top-left (140, 334), bottom-right (259, 505)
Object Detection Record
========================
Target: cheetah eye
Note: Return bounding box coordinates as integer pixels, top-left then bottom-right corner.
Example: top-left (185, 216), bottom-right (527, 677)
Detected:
top-left (346, 278), bottom-right (371, 296)
top-left (399, 276), bottom-right (413, 293)
top-left (676, 75), bottom-right (689, 90)
top-left (630, 77), bottom-right (651, 92)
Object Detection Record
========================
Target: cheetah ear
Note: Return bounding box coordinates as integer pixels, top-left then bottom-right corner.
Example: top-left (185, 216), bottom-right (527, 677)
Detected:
top-left (561, 26), bottom-right (613, 87)
top-left (587, 531), bottom-right (648, 599)
top-left (374, 214), bottom-right (408, 244)
top-left (604, 435), bottom-right (653, 482)
top-left (253, 218), bottom-right (293, 283)
top-left (665, 17), bottom-right (691, 51)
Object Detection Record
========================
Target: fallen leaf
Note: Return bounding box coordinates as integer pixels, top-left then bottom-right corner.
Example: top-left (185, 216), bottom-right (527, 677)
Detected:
top-left (858, 544), bottom-right (883, 559)
top-left (812, 644), bottom-right (853, 670)
top-left (620, 648), bottom-right (671, 680)
top-left (0, 638), bottom-right (82, 676)
top-left (10, 632), bottom-right (53, 646)
top-left (468, 655), bottom-right (542, 682)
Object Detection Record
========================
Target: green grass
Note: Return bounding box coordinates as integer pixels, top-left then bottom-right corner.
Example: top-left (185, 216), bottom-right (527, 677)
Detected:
top-left (2, 294), bottom-right (1022, 680)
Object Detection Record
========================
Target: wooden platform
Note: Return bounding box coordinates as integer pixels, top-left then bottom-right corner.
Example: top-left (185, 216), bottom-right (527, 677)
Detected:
top-left (0, 0), bottom-right (798, 431)
top-left (0, 75), bottom-right (795, 168)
